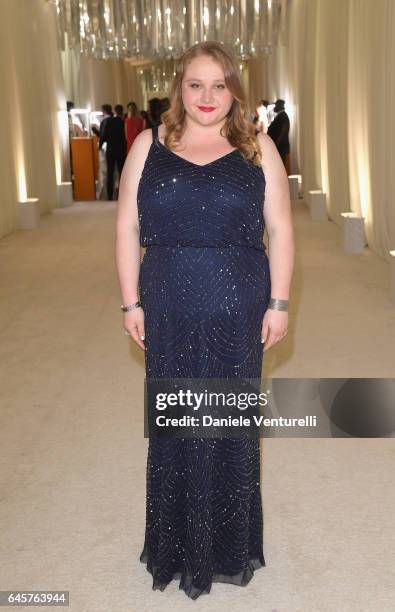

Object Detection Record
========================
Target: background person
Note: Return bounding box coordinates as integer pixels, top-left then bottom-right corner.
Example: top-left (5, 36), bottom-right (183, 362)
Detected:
top-left (125, 102), bottom-right (145, 154)
top-left (101, 104), bottom-right (127, 200)
top-left (267, 98), bottom-right (290, 172)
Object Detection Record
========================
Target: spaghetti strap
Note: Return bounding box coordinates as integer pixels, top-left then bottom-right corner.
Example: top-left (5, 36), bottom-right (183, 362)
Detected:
top-left (151, 123), bottom-right (158, 143)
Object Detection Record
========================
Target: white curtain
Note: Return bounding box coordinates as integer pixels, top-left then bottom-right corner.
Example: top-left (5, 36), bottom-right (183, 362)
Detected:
top-left (61, 49), bottom-right (144, 112)
top-left (0, 0), bottom-right (65, 239)
top-left (348, 0), bottom-right (395, 259)
top-left (282, 0), bottom-right (395, 261)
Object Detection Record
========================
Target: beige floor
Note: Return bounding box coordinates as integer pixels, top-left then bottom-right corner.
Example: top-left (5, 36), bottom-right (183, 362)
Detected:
top-left (0, 200), bottom-right (394, 612)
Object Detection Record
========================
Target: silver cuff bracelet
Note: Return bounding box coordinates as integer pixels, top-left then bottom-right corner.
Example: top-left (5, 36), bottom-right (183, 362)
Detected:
top-left (268, 298), bottom-right (289, 311)
top-left (121, 301), bottom-right (142, 312)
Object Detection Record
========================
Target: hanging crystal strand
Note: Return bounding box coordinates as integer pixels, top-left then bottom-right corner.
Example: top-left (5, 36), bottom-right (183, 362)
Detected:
top-left (271, 0), bottom-right (285, 47)
top-left (93, 0), bottom-right (104, 58)
top-left (174, 0), bottom-right (188, 55)
top-left (211, 0), bottom-right (220, 42)
top-left (151, 0), bottom-right (161, 58)
top-left (93, 0), bottom-right (105, 59)
top-left (65, 0), bottom-right (80, 51)
top-left (97, 0), bottom-right (107, 58)
top-left (162, 0), bottom-right (185, 57)
top-left (81, 0), bottom-right (92, 57)
top-left (243, 0), bottom-right (257, 58)
top-left (139, 0), bottom-right (154, 57)
top-left (118, 0), bottom-right (128, 57)
top-left (232, 0), bottom-right (241, 54)
top-left (201, 0), bottom-right (216, 42)
top-left (133, 0), bottom-right (143, 57)
top-left (238, 0), bottom-right (247, 58)
top-left (162, 0), bottom-right (172, 57)
top-left (214, 0), bottom-right (225, 44)
top-left (278, 0), bottom-right (288, 45)
top-left (112, 0), bottom-right (124, 57)
top-left (124, 0), bottom-right (137, 57)
top-left (267, 0), bottom-right (273, 48)
top-left (250, 0), bottom-right (261, 56)
top-left (74, 0), bottom-right (83, 51)
top-left (101, 0), bottom-right (115, 58)
top-left (194, 0), bottom-right (204, 45)
top-left (160, 58), bottom-right (166, 90)
top-left (63, 0), bottom-right (71, 49)
top-left (185, 0), bottom-right (196, 48)
top-left (260, 0), bottom-right (270, 55)
top-left (83, 0), bottom-right (93, 55)
top-left (79, 0), bottom-right (89, 55)
top-left (53, 0), bottom-right (65, 51)
top-left (190, 0), bottom-right (203, 45)
top-left (220, 0), bottom-right (238, 49)
top-left (152, 62), bottom-right (158, 92)
top-left (55, 0), bottom-right (284, 60)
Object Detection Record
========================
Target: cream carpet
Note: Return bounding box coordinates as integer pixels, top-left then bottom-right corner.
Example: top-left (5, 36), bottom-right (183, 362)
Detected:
top-left (0, 200), bottom-right (394, 612)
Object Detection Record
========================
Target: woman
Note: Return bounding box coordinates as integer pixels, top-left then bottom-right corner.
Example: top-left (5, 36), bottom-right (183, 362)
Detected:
top-left (125, 101), bottom-right (145, 154)
top-left (115, 41), bottom-right (294, 599)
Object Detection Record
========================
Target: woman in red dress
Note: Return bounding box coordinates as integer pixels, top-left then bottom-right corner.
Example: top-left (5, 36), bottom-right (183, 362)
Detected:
top-left (125, 101), bottom-right (145, 154)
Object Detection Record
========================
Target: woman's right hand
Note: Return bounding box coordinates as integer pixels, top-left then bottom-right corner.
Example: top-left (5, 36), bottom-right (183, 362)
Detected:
top-left (124, 308), bottom-right (145, 350)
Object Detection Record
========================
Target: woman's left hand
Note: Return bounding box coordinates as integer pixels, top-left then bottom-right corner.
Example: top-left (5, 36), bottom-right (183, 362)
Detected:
top-left (261, 309), bottom-right (289, 351)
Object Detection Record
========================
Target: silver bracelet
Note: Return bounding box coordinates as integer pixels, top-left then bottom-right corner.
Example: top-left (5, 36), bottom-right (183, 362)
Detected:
top-left (121, 301), bottom-right (142, 312)
top-left (268, 298), bottom-right (289, 311)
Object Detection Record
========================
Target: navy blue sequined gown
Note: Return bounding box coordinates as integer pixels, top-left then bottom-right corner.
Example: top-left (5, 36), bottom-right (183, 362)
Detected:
top-left (137, 124), bottom-right (271, 599)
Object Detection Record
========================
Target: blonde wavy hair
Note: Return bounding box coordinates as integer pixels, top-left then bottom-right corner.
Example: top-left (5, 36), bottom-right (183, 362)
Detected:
top-left (161, 41), bottom-right (262, 166)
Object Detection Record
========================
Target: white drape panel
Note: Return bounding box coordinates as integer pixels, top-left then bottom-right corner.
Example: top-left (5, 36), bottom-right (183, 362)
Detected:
top-left (322, 0), bottom-right (350, 226)
top-left (61, 50), bottom-right (144, 111)
top-left (283, 0), bottom-right (395, 261)
top-left (284, 0), bottom-right (321, 194)
top-left (0, 21), bottom-right (19, 236)
top-left (247, 56), bottom-right (269, 112)
top-left (351, 0), bottom-right (395, 258)
top-left (347, 1), bottom-right (372, 225)
top-left (0, 0), bottom-right (65, 239)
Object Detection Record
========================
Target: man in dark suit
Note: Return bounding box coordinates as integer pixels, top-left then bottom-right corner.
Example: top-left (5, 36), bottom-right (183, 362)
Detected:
top-left (267, 99), bottom-right (290, 167)
top-left (100, 104), bottom-right (127, 200)
top-left (92, 104), bottom-right (112, 140)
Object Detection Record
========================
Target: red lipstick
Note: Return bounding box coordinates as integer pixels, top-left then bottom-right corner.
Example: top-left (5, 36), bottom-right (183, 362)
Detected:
top-left (198, 106), bottom-right (216, 112)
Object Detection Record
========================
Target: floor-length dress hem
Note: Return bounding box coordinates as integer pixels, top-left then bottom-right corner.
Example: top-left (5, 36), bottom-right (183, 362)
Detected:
top-left (139, 547), bottom-right (266, 600)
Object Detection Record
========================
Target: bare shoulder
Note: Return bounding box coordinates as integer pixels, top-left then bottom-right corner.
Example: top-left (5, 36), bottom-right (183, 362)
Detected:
top-left (256, 132), bottom-right (279, 164)
top-left (256, 131), bottom-right (287, 178)
top-left (123, 128), bottom-right (153, 172)
top-left (256, 131), bottom-right (274, 148)
top-left (119, 128), bottom-right (153, 195)
top-left (130, 127), bottom-right (154, 153)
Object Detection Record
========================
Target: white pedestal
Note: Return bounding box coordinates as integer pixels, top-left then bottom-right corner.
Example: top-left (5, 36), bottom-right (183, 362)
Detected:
top-left (389, 251), bottom-right (395, 304)
top-left (341, 213), bottom-right (366, 253)
top-left (17, 198), bottom-right (40, 229)
top-left (288, 175), bottom-right (302, 200)
top-left (308, 190), bottom-right (327, 221)
top-left (57, 182), bottom-right (73, 207)
top-left (288, 176), bottom-right (299, 200)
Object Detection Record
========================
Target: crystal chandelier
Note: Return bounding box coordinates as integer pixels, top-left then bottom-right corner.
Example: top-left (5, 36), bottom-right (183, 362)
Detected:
top-left (51, 0), bottom-right (287, 60)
